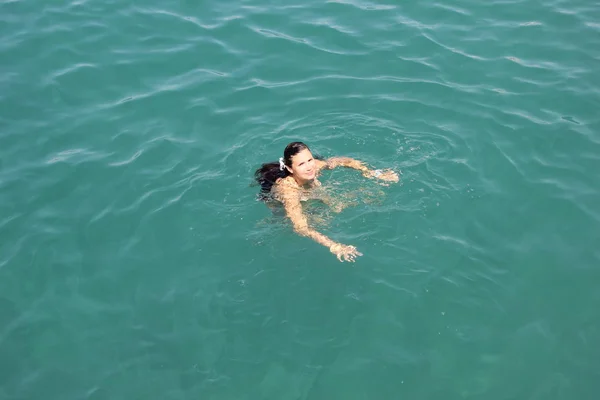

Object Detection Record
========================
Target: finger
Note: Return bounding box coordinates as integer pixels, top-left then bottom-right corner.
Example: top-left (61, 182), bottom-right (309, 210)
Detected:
top-left (337, 253), bottom-right (343, 262)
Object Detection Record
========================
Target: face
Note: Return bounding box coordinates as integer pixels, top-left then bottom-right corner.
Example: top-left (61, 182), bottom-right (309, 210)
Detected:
top-left (287, 148), bottom-right (316, 182)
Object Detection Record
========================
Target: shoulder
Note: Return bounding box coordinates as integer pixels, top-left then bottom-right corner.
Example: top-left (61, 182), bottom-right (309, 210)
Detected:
top-left (272, 177), bottom-right (300, 201)
top-left (316, 159), bottom-right (331, 170)
top-left (273, 176), bottom-right (295, 188)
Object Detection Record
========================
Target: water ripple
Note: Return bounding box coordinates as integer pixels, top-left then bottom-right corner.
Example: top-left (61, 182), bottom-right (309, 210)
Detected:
top-left (326, 0), bottom-right (397, 11)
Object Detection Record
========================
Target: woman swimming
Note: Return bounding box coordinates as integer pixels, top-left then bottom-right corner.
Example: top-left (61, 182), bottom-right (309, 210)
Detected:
top-left (254, 142), bottom-right (399, 262)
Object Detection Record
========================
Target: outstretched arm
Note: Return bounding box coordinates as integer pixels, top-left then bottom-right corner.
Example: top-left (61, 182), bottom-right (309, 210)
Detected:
top-left (278, 184), bottom-right (362, 262)
top-left (324, 157), bottom-right (369, 174)
top-left (321, 157), bottom-right (399, 182)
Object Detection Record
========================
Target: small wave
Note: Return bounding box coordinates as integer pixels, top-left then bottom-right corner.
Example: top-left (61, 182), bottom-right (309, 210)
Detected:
top-left (326, 0), bottom-right (397, 11)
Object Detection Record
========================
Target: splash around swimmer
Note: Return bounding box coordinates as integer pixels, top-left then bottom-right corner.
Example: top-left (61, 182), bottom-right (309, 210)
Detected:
top-left (254, 142), bottom-right (399, 262)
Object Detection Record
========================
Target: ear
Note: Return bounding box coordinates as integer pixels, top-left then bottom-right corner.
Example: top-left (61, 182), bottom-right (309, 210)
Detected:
top-left (285, 165), bottom-right (293, 174)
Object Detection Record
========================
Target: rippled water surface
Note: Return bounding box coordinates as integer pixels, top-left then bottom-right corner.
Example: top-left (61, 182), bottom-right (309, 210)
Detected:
top-left (1, 0), bottom-right (600, 399)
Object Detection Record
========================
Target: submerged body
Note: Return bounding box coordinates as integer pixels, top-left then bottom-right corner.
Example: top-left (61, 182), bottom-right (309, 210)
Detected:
top-left (255, 142), bottom-right (399, 262)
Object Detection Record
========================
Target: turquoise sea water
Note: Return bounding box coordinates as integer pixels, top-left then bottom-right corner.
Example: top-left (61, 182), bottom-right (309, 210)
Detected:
top-left (1, 0), bottom-right (600, 399)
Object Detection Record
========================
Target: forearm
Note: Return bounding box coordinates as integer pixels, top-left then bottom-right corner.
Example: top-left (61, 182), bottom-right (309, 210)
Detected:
top-left (295, 225), bottom-right (358, 262)
top-left (327, 157), bottom-right (370, 174)
top-left (295, 226), bottom-right (337, 249)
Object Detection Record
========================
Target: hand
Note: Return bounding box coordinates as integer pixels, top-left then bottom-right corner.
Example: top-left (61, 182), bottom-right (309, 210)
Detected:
top-left (330, 243), bottom-right (363, 262)
top-left (365, 169), bottom-right (399, 183)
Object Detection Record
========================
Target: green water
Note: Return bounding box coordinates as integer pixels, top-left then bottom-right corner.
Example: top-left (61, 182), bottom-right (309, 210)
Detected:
top-left (1, 0), bottom-right (600, 398)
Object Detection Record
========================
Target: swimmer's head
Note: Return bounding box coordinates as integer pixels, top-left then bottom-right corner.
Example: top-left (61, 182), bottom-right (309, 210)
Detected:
top-left (281, 142), bottom-right (317, 183)
top-left (254, 141), bottom-right (318, 198)
top-left (281, 141), bottom-right (310, 167)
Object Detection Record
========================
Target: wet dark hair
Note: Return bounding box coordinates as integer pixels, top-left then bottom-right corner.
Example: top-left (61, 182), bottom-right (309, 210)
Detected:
top-left (254, 141), bottom-right (312, 199)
